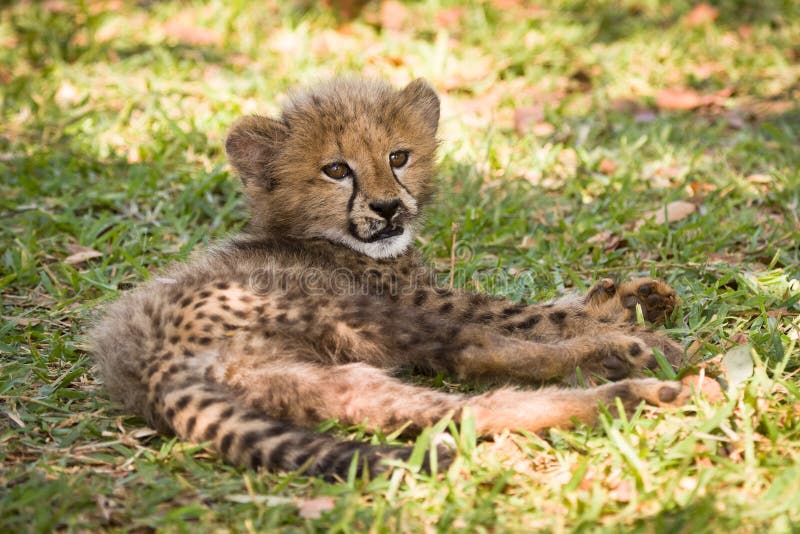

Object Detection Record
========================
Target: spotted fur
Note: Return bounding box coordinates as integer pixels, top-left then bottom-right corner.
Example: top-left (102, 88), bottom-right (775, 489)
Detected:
top-left (90, 79), bottom-right (687, 480)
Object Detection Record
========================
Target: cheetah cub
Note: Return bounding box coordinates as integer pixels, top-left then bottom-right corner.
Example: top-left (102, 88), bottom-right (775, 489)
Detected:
top-left (91, 78), bottom-right (688, 479)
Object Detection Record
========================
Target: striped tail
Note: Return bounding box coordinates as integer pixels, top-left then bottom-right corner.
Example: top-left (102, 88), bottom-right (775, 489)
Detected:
top-left (159, 381), bottom-right (445, 479)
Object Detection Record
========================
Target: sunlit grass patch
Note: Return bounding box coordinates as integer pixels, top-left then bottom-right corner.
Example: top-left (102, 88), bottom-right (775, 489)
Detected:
top-left (1, 0), bottom-right (799, 530)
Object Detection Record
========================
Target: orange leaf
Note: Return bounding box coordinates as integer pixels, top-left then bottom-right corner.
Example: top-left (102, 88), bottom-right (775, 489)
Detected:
top-left (435, 7), bottom-right (465, 28)
top-left (379, 1), bottom-right (407, 31)
top-left (162, 20), bottom-right (222, 46)
top-left (598, 158), bottom-right (617, 175)
top-left (681, 374), bottom-right (724, 403)
top-left (646, 200), bottom-right (696, 225)
top-left (513, 105), bottom-right (543, 136)
top-left (656, 87), bottom-right (704, 110)
top-left (656, 87), bottom-right (731, 111)
top-left (684, 3), bottom-right (719, 27)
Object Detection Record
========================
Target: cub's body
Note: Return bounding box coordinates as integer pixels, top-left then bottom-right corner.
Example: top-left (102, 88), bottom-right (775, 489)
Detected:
top-left (91, 79), bottom-right (686, 478)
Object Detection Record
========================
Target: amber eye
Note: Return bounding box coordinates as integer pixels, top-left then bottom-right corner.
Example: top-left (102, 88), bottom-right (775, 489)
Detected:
top-left (321, 162), bottom-right (351, 180)
top-left (389, 151), bottom-right (409, 169)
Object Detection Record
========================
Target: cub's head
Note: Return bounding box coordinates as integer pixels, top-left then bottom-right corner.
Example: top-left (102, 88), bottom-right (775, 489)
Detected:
top-left (225, 78), bottom-right (439, 259)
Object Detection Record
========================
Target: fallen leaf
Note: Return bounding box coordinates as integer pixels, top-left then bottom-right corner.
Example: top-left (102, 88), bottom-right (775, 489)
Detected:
top-left (729, 333), bottom-right (749, 345)
top-left (6, 316), bottom-right (42, 327)
top-left (64, 245), bottom-right (103, 265)
top-left (435, 7), bottom-right (464, 28)
top-left (684, 3), bottom-right (719, 27)
top-left (656, 87), bottom-right (731, 111)
top-left (745, 173), bottom-right (772, 184)
top-left (656, 88), bottom-right (703, 110)
top-left (598, 158), bottom-right (617, 175)
top-left (691, 62), bottom-right (723, 80)
top-left (491, 0), bottom-right (521, 8)
top-left (532, 121), bottom-right (555, 137)
top-left (379, 1), bottom-right (407, 31)
top-left (681, 373), bottom-right (725, 402)
top-left (298, 497), bottom-right (336, 519)
top-left (707, 252), bottom-right (744, 265)
top-left (162, 20), bottom-right (222, 46)
top-left (587, 230), bottom-right (621, 252)
top-left (646, 200), bottom-right (697, 225)
top-left (42, 0), bottom-right (69, 13)
top-left (608, 479), bottom-right (633, 502)
top-left (513, 105), bottom-right (544, 136)
top-left (327, 0), bottom-right (369, 20)
top-left (720, 344), bottom-right (755, 391)
top-left (686, 181), bottom-right (716, 196)
top-left (737, 25), bottom-right (753, 39)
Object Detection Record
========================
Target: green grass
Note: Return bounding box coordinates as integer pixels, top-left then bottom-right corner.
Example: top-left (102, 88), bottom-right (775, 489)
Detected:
top-left (2, 0), bottom-right (800, 531)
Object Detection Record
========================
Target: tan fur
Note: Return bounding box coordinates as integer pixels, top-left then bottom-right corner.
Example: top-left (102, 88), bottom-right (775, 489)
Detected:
top-left (90, 79), bottom-right (688, 480)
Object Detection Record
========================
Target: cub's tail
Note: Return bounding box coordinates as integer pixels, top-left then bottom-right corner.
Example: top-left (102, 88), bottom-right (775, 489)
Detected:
top-left (159, 381), bottom-right (444, 479)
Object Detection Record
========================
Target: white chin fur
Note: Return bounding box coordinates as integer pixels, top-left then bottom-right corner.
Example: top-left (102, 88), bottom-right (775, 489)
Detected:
top-left (322, 229), bottom-right (413, 259)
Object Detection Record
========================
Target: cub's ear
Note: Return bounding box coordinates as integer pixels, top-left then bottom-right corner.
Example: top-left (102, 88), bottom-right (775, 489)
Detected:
top-left (225, 115), bottom-right (287, 189)
top-left (398, 78), bottom-right (440, 134)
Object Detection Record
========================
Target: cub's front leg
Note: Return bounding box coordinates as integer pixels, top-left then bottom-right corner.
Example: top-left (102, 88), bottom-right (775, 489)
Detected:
top-left (442, 327), bottom-right (657, 385)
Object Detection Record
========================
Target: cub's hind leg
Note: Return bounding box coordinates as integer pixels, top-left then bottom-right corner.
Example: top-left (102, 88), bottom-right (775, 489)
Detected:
top-left (211, 337), bottom-right (466, 434)
top-left (211, 334), bottom-right (689, 440)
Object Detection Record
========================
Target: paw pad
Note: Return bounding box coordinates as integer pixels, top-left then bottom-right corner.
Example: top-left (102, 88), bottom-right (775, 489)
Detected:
top-left (658, 385), bottom-right (679, 403)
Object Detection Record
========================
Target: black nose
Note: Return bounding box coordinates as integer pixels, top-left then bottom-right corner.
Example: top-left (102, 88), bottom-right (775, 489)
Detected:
top-left (369, 199), bottom-right (401, 221)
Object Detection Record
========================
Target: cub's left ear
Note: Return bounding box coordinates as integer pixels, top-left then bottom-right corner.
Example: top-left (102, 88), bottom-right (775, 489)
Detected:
top-left (225, 115), bottom-right (287, 190)
top-left (398, 78), bottom-right (440, 134)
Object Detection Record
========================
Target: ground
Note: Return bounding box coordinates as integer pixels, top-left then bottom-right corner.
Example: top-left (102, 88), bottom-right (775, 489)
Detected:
top-left (1, 0), bottom-right (800, 531)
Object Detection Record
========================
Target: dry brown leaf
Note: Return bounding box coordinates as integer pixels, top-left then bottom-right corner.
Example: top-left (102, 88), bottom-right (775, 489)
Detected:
top-left (513, 105), bottom-right (543, 136)
top-left (646, 200), bottom-right (696, 225)
top-left (325, 0), bottom-right (370, 20)
top-left (656, 88), bottom-right (704, 110)
top-left (532, 121), bottom-right (555, 137)
top-left (745, 173), bottom-right (772, 184)
top-left (64, 245), bottom-right (103, 265)
top-left (162, 19), bottom-right (222, 46)
top-left (435, 7), bottom-right (465, 28)
top-left (691, 62), bottom-right (723, 80)
top-left (608, 479), bottom-right (633, 502)
top-left (729, 332), bottom-right (749, 345)
top-left (379, 1), bottom-right (407, 31)
top-left (656, 87), bottom-right (731, 111)
top-left (737, 25), bottom-right (753, 39)
top-left (681, 374), bottom-right (725, 403)
top-left (587, 230), bottom-right (621, 252)
top-left (707, 252), bottom-right (744, 265)
top-left (297, 497), bottom-right (336, 519)
top-left (684, 3), bottom-right (719, 26)
top-left (491, 0), bottom-right (522, 8)
top-left (598, 158), bottom-right (617, 175)
top-left (686, 181), bottom-right (716, 196)
top-left (7, 316), bottom-right (42, 327)
top-left (42, 0), bottom-right (69, 13)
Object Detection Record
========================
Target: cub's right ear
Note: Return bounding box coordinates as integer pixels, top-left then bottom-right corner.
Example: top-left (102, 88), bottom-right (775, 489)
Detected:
top-left (225, 115), bottom-right (287, 189)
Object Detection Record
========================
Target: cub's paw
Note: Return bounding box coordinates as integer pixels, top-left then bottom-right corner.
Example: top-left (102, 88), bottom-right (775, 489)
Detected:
top-left (585, 278), bottom-right (618, 306)
top-left (599, 378), bottom-right (690, 414)
top-left (618, 278), bottom-right (678, 325)
top-left (570, 334), bottom-right (655, 385)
